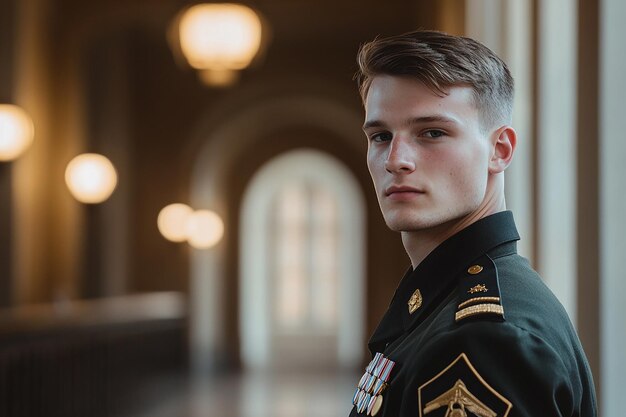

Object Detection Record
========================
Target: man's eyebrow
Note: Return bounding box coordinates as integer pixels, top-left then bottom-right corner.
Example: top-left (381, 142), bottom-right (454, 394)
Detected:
top-left (363, 115), bottom-right (459, 130)
top-left (407, 115), bottom-right (459, 125)
top-left (362, 120), bottom-right (385, 130)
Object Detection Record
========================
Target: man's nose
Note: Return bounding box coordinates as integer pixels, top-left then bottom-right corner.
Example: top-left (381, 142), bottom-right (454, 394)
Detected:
top-left (384, 137), bottom-right (416, 173)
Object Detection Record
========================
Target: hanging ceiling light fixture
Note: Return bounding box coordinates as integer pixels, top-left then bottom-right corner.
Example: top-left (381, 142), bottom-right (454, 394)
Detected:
top-left (170, 3), bottom-right (267, 87)
top-left (0, 104), bottom-right (34, 162)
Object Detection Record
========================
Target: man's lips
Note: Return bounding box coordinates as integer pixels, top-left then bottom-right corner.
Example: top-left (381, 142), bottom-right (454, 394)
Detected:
top-left (384, 185), bottom-right (425, 197)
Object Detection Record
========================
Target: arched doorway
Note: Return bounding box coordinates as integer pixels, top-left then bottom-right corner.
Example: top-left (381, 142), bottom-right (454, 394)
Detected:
top-left (239, 149), bottom-right (365, 371)
top-left (188, 92), bottom-right (367, 373)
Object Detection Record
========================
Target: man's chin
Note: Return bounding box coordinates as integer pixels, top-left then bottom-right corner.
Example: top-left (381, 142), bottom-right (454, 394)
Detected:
top-left (383, 211), bottom-right (455, 233)
top-left (381, 206), bottom-right (434, 232)
top-left (384, 217), bottom-right (431, 232)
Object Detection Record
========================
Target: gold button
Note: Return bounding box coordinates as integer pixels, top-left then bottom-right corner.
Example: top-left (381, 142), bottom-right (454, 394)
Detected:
top-left (467, 265), bottom-right (483, 275)
top-left (408, 289), bottom-right (422, 314)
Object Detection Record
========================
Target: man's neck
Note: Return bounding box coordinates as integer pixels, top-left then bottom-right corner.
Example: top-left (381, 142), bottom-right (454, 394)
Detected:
top-left (401, 205), bottom-right (506, 269)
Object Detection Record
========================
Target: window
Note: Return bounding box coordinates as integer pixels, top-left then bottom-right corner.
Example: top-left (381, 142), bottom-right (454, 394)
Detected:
top-left (239, 148), bottom-right (365, 369)
top-left (272, 182), bottom-right (338, 332)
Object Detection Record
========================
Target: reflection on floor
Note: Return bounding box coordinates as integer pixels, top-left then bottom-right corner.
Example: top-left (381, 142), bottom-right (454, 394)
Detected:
top-left (131, 370), bottom-right (360, 417)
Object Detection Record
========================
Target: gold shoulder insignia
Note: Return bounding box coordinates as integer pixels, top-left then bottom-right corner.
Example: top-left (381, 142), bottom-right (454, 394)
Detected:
top-left (418, 353), bottom-right (512, 417)
top-left (424, 380), bottom-right (495, 417)
top-left (456, 255), bottom-right (505, 323)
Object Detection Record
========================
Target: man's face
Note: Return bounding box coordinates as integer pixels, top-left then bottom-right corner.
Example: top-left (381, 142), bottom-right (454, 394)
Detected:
top-left (363, 75), bottom-right (493, 232)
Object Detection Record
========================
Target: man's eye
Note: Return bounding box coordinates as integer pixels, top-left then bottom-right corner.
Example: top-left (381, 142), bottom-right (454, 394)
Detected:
top-left (423, 130), bottom-right (445, 138)
top-left (371, 132), bottom-right (392, 142)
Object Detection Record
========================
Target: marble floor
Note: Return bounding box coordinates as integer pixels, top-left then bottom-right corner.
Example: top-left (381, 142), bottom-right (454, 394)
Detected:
top-left (130, 370), bottom-right (360, 417)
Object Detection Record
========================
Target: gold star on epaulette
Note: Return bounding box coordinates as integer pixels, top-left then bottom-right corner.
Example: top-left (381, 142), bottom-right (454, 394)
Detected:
top-left (468, 284), bottom-right (488, 294)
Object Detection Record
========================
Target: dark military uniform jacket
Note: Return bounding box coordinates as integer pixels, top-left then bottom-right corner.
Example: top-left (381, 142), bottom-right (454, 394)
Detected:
top-left (350, 211), bottom-right (597, 417)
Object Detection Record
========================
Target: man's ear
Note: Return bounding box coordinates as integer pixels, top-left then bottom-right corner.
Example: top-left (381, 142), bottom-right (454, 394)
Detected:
top-left (488, 126), bottom-right (517, 174)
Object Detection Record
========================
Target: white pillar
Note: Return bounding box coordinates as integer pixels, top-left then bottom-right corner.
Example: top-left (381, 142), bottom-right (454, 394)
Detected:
top-left (535, 0), bottom-right (578, 321)
top-left (600, 0), bottom-right (626, 414)
top-left (465, 0), bottom-right (534, 263)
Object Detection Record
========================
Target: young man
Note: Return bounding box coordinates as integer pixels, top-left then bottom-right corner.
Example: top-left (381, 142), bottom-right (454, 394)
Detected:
top-left (349, 31), bottom-right (597, 417)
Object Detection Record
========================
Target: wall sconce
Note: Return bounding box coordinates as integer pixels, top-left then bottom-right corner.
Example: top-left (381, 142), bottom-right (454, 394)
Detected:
top-left (158, 203), bottom-right (193, 242)
top-left (65, 153), bottom-right (118, 204)
top-left (186, 209), bottom-right (224, 249)
top-left (157, 204), bottom-right (224, 249)
top-left (0, 104), bottom-right (34, 162)
top-left (170, 3), bottom-right (267, 87)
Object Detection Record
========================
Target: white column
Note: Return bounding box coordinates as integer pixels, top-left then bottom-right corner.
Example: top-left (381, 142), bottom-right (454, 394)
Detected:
top-left (535, 0), bottom-right (578, 321)
top-left (600, 0), bottom-right (626, 414)
top-left (189, 245), bottom-right (225, 373)
top-left (465, 0), bottom-right (534, 262)
top-left (465, 0), bottom-right (504, 52)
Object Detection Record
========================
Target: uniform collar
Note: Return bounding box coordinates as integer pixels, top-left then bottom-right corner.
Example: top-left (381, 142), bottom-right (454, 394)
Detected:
top-left (368, 211), bottom-right (520, 354)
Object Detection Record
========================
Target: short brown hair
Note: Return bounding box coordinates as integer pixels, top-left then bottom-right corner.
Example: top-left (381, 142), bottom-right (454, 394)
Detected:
top-left (356, 30), bottom-right (514, 129)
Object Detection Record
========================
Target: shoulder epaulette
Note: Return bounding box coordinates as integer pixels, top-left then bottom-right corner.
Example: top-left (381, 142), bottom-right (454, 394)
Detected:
top-left (455, 254), bottom-right (505, 323)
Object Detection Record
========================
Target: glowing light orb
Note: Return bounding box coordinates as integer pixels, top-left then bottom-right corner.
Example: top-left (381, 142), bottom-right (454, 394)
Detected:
top-left (0, 104), bottom-right (34, 161)
top-left (186, 209), bottom-right (224, 249)
top-left (158, 203), bottom-right (193, 242)
top-left (65, 153), bottom-right (118, 204)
